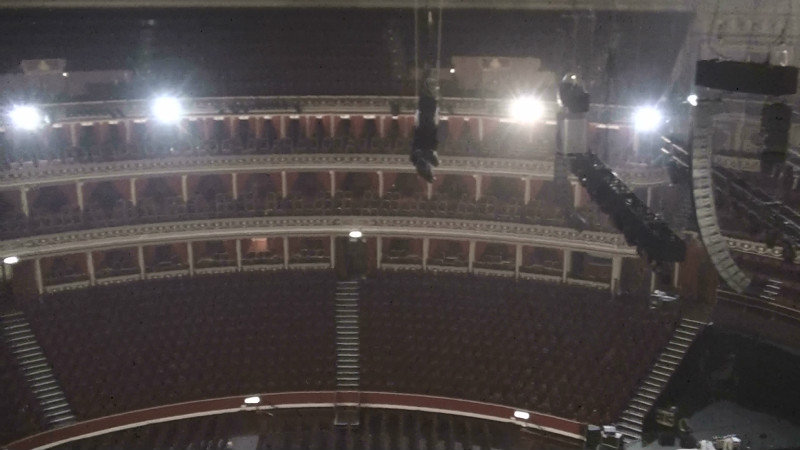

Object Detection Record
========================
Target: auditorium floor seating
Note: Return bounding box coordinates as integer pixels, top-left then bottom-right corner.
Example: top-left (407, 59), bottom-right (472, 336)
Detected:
top-left (21, 271), bottom-right (337, 419)
top-left (360, 271), bottom-right (679, 425)
top-left (47, 408), bottom-right (578, 450)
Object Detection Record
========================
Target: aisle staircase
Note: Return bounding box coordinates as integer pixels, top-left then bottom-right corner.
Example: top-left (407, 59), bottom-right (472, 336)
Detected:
top-left (1, 311), bottom-right (77, 428)
top-left (334, 280), bottom-right (360, 426)
top-left (616, 318), bottom-right (706, 443)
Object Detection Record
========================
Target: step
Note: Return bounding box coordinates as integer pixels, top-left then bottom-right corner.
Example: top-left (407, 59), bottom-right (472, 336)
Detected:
top-left (672, 335), bottom-right (693, 343)
top-left (655, 362), bottom-right (677, 371)
top-left (23, 367), bottom-right (52, 377)
top-left (31, 379), bottom-right (57, 389)
top-left (22, 362), bottom-right (50, 372)
top-left (40, 396), bottom-right (67, 406)
top-left (644, 380), bottom-right (664, 389)
top-left (5, 328), bottom-right (32, 337)
top-left (617, 422), bottom-right (642, 433)
top-left (38, 391), bottom-right (63, 400)
top-left (628, 403), bottom-right (649, 413)
top-left (18, 355), bottom-right (46, 365)
top-left (42, 402), bottom-right (69, 412)
top-left (640, 386), bottom-right (661, 395)
top-left (637, 391), bottom-right (657, 401)
top-left (651, 368), bottom-right (671, 378)
top-left (337, 365), bottom-right (360, 369)
top-left (337, 377), bottom-right (359, 381)
top-left (49, 415), bottom-right (76, 425)
top-left (622, 411), bottom-right (644, 421)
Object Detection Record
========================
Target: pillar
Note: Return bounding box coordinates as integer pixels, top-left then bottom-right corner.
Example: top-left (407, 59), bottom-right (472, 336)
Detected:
top-left (611, 256), bottom-right (622, 293)
top-left (650, 269), bottom-right (657, 292)
top-left (137, 246), bottom-right (145, 279)
top-left (330, 236), bottom-right (336, 269)
top-left (329, 171), bottom-right (336, 198)
top-left (329, 116), bottom-right (336, 138)
top-left (377, 171), bottom-right (384, 198)
top-left (477, 118), bottom-right (484, 141)
top-left (377, 236), bottom-right (383, 269)
top-left (422, 238), bottom-right (430, 270)
top-left (281, 171), bottom-right (288, 198)
top-left (86, 252), bottom-right (95, 286)
top-left (20, 187), bottom-right (29, 217)
top-left (572, 181), bottom-right (582, 208)
top-left (124, 119), bottom-right (133, 144)
top-left (34, 258), bottom-right (43, 294)
top-left (231, 173), bottom-right (238, 200)
top-left (279, 115), bottom-right (287, 139)
top-left (70, 123), bottom-right (79, 148)
top-left (474, 175), bottom-right (482, 201)
top-left (181, 174), bottom-right (188, 202)
top-left (426, 183), bottom-right (433, 200)
top-left (468, 240), bottom-right (476, 272)
top-left (76, 181), bottom-right (84, 211)
top-left (562, 249), bottom-right (572, 281)
top-left (523, 178), bottom-right (531, 205)
top-left (283, 236), bottom-right (289, 268)
top-left (187, 242), bottom-right (194, 276)
top-left (646, 186), bottom-right (653, 207)
top-left (673, 262), bottom-right (680, 288)
top-left (236, 239), bottom-right (242, 271)
top-left (378, 116), bottom-right (386, 138)
top-left (515, 244), bottom-right (522, 278)
top-left (130, 178), bottom-right (137, 206)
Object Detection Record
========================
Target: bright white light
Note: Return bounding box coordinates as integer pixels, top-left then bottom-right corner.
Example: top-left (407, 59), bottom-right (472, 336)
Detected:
top-left (513, 410), bottom-right (530, 420)
top-left (349, 230), bottom-right (363, 239)
top-left (151, 96), bottom-right (183, 124)
top-left (9, 105), bottom-right (43, 131)
top-left (243, 396), bottom-right (260, 404)
top-left (3, 256), bottom-right (19, 265)
top-left (449, 68), bottom-right (456, 74)
top-left (687, 94), bottom-right (698, 107)
top-left (62, 72), bottom-right (69, 78)
top-left (633, 106), bottom-right (663, 132)
top-left (509, 97), bottom-right (544, 124)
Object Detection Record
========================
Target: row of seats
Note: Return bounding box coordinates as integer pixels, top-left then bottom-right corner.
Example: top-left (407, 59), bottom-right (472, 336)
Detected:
top-left (359, 271), bottom-right (678, 425)
top-left (0, 190), bottom-right (613, 240)
top-left (23, 270), bottom-right (337, 419)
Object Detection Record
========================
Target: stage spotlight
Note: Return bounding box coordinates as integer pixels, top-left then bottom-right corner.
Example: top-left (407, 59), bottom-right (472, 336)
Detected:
top-left (686, 94), bottom-right (698, 106)
top-left (151, 96), bottom-right (183, 124)
top-left (3, 256), bottom-right (19, 265)
top-left (449, 68), bottom-right (455, 74)
top-left (633, 106), bottom-right (663, 132)
top-left (243, 396), bottom-right (261, 405)
top-left (513, 410), bottom-right (530, 420)
top-left (9, 105), bottom-right (43, 131)
top-left (349, 230), bottom-right (363, 239)
top-left (509, 96), bottom-right (544, 123)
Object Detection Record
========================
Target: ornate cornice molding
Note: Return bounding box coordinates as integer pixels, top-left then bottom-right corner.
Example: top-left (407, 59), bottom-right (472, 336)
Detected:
top-left (0, 153), bottom-right (668, 189)
top-left (0, 215), bottom-right (635, 260)
top-left (727, 237), bottom-right (800, 263)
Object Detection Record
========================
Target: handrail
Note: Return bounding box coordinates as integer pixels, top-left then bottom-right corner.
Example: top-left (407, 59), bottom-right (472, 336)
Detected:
top-left (4, 391), bottom-right (585, 450)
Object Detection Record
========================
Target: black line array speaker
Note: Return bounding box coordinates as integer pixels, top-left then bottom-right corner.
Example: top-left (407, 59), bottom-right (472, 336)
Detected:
top-left (761, 102), bottom-right (792, 166)
top-left (695, 60), bottom-right (798, 96)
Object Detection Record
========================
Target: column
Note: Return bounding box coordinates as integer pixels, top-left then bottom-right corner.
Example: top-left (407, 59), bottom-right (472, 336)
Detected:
top-left (76, 181), bottom-right (84, 211)
top-left (477, 118), bottom-right (484, 141)
top-left (673, 262), bottom-right (680, 288)
top-left (281, 171), bottom-right (288, 198)
top-left (187, 242), bottom-right (194, 276)
top-left (181, 174), bottom-right (188, 202)
top-left (611, 256), bottom-right (622, 293)
top-left (231, 173), bottom-right (238, 200)
top-left (562, 249), bottom-right (572, 282)
top-left (86, 252), bottom-right (95, 286)
top-left (378, 116), bottom-right (386, 138)
top-left (649, 269), bottom-right (656, 292)
top-left (34, 258), bottom-right (43, 294)
top-left (330, 235), bottom-right (336, 269)
top-left (515, 244), bottom-right (522, 278)
top-left (377, 171), bottom-right (384, 198)
top-left (235, 239), bottom-right (242, 271)
top-left (20, 187), bottom-right (29, 217)
top-left (283, 236), bottom-right (290, 268)
top-left (572, 181), bottom-right (582, 208)
top-left (377, 236), bottom-right (383, 269)
top-left (474, 175), bottom-right (482, 201)
top-left (468, 240), bottom-right (476, 272)
top-left (329, 171), bottom-right (336, 198)
top-left (329, 116), bottom-right (336, 138)
top-left (422, 238), bottom-right (430, 270)
top-left (523, 178), bottom-right (531, 205)
top-left (124, 119), bottom-right (133, 144)
top-left (70, 123), bottom-right (79, 148)
top-left (279, 115), bottom-right (287, 139)
top-left (646, 186), bottom-right (653, 207)
top-left (137, 246), bottom-right (145, 279)
top-left (426, 183), bottom-right (433, 200)
top-left (130, 178), bottom-right (137, 206)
